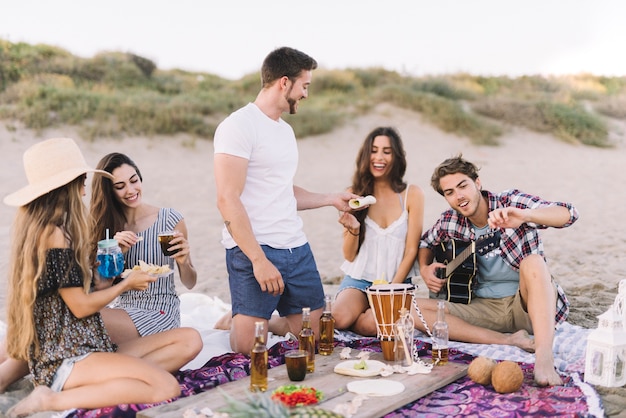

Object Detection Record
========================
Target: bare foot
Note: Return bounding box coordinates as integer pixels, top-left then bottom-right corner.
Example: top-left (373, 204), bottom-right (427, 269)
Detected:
top-left (7, 385), bottom-right (54, 417)
top-left (508, 330), bottom-right (535, 353)
top-left (534, 350), bottom-right (563, 386)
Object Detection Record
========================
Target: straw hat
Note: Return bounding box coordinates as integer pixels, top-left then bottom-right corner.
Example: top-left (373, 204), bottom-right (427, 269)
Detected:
top-left (3, 137), bottom-right (114, 207)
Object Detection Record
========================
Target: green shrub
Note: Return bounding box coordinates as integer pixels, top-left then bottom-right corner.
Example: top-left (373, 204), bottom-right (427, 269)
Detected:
top-left (376, 85), bottom-right (501, 145)
top-left (312, 70), bottom-right (360, 94)
top-left (473, 99), bottom-right (609, 147)
top-left (349, 67), bottom-right (404, 88)
top-left (538, 102), bottom-right (609, 146)
top-left (0, 38), bottom-right (619, 147)
top-left (595, 96), bottom-right (626, 119)
top-left (284, 106), bottom-right (344, 138)
top-left (411, 78), bottom-right (476, 101)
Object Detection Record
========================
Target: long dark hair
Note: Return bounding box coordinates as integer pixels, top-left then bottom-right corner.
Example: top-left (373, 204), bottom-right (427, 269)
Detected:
top-left (89, 153), bottom-right (143, 260)
top-left (351, 126), bottom-right (407, 248)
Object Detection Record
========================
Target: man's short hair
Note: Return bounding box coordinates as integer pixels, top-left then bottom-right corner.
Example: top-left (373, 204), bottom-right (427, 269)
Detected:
top-left (260, 47), bottom-right (317, 87)
top-left (431, 154), bottom-right (480, 195)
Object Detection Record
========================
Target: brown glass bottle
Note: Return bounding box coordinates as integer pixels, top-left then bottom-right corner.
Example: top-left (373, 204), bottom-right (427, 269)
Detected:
top-left (319, 295), bottom-right (335, 355)
top-left (298, 307), bottom-right (315, 372)
top-left (250, 321), bottom-right (268, 391)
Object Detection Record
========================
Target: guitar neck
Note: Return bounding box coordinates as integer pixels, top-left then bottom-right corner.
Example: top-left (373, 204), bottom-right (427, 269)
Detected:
top-left (446, 241), bottom-right (475, 275)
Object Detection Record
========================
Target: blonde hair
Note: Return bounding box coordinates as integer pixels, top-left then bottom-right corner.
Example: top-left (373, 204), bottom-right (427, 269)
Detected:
top-left (6, 176), bottom-right (92, 361)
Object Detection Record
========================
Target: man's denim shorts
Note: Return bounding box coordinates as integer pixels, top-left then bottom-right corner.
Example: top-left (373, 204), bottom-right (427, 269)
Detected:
top-left (226, 243), bottom-right (325, 318)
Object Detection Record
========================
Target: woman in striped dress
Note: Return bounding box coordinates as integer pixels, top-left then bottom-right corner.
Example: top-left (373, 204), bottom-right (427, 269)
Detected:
top-left (90, 153), bottom-right (197, 343)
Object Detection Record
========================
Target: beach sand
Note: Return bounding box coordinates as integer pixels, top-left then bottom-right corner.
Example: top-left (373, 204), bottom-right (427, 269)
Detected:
top-left (1, 103), bottom-right (625, 416)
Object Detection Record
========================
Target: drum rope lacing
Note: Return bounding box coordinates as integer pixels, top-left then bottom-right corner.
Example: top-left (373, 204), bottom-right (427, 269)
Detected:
top-left (410, 291), bottom-right (444, 365)
top-left (367, 284), bottom-right (443, 364)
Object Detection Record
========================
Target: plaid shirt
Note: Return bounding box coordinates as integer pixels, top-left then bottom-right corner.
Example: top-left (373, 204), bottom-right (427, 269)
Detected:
top-left (420, 189), bottom-right (579, 324)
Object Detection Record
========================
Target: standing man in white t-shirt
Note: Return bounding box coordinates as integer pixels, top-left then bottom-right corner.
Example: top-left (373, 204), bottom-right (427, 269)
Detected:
top-left (213, 47), bottom-right (358, 354)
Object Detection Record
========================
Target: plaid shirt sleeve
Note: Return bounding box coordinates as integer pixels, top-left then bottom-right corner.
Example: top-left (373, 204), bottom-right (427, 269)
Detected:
top-left (499, 189), bottom-right (579, 229)
top-left (419, 208), bottom-right (474, 249)
top-left (494, 189), bottom-right (576, 323)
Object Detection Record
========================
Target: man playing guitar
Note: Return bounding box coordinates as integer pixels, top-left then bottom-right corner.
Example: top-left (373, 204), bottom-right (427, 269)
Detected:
top-left (415, 154), bottom-right (578, 387)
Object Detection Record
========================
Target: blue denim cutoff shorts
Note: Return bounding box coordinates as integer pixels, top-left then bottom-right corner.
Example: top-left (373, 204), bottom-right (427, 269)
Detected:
top-left (226, 243), bottom-right (325, 318)
top-left (50, 352), bottom-right (91, 392)
top-left (337, 275), bottom-right (413, 295)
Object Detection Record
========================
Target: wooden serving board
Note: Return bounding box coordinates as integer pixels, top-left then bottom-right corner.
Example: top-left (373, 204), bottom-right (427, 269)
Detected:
top-left (137, 350), bottom-right (468, 418)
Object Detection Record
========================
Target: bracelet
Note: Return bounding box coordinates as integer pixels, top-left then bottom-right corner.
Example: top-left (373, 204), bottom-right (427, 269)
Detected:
top-left (345, 227), bottom-right (359, 236)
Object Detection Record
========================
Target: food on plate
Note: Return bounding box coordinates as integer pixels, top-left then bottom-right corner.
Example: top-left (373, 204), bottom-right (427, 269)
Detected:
top-left (220, 390), bottom-right (342, 418)
top-left (122, 260), bottom-right (171, 277)
top-left (353, 358), bottom-right (368, 370)
top-left (271, 385), bottom-right (322, 407)
top-left (334, 359), bottom-right (385, 377)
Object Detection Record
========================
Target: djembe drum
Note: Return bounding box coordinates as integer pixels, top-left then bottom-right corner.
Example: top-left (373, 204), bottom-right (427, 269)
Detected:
top-left (366, 283), bottom-right (416, 361)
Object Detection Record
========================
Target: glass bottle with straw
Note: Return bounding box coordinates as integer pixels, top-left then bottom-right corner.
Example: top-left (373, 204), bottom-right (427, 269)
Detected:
top-left (394, 307), bottom-right (414, 367)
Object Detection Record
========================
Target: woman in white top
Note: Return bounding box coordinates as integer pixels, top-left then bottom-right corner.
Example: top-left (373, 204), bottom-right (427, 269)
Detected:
top-left (333, 126), bottom-right (424, 336)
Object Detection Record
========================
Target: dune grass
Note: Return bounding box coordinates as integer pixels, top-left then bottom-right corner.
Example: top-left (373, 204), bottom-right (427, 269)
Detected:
top-left (1, 39), bottom-right (623, 147)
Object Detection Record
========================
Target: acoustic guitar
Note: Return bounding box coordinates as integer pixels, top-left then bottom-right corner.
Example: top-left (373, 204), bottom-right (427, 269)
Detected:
top-left (429, 231), bottom-right (501, 304)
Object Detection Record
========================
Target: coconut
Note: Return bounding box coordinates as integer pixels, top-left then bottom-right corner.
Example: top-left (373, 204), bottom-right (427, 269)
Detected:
top-left (491, 360), bottom-right (524, 393)
top-left (467, 356), bottom-right (497, 385)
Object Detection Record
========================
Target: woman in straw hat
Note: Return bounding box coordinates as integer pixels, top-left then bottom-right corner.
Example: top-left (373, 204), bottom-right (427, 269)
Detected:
top-left (1, 138), bottom-right (202, 417)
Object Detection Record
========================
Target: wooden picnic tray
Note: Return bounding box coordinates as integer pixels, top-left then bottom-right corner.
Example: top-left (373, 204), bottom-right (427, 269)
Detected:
top-left (137, 350), bottom-right (468, 418)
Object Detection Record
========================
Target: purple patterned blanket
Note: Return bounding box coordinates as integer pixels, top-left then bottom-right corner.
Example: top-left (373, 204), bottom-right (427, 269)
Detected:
top-left (71, 337), bottom-right (599, 418)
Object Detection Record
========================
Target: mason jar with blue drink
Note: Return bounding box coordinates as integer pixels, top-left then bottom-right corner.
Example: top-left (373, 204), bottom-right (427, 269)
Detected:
top-left (97, 239), bottom-right (125, 279)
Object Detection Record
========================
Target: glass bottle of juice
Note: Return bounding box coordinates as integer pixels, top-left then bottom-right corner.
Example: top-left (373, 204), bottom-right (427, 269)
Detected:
top-left (431, 300), bottom-right (449, 365)
top-left (319, 295), bottom-right (335, 355)
top-left (298, 307), bottom-right (315, 372)
top-left (250, 321), bottom-right (268, 391)
top-left (393, 307), bottom-right (414, 367)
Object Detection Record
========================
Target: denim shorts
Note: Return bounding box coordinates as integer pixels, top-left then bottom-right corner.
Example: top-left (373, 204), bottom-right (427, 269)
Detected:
top-left (337, 275), bottom-right (413, 295)
top-left (50, 352), bottom-right (91, 392)
top-left (226, 243), bottom-right (325, 318)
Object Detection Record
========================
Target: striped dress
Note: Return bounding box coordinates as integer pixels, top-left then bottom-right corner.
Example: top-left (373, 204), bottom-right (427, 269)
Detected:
top-left (111, 207), bottom-right (183, 336)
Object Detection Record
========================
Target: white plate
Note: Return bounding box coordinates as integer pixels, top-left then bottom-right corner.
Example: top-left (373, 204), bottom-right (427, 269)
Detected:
top-left (346, 379), bottom-right (405, 396)
top-left (333, 359), bottom-right (386, 377)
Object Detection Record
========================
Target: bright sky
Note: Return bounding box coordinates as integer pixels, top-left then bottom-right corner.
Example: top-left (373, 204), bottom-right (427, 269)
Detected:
top-left (2, 0), bottom-right (625, 80)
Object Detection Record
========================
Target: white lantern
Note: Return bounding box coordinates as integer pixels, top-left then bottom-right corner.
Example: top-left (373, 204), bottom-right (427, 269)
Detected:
top-left (584, 279), bottom-right (626, 387)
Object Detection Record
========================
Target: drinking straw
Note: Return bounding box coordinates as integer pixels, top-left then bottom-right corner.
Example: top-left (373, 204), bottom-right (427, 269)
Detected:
top-left (397, 325), bottom-right (413, 365)
top-left (106, 229), bottom-right (109, 240)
